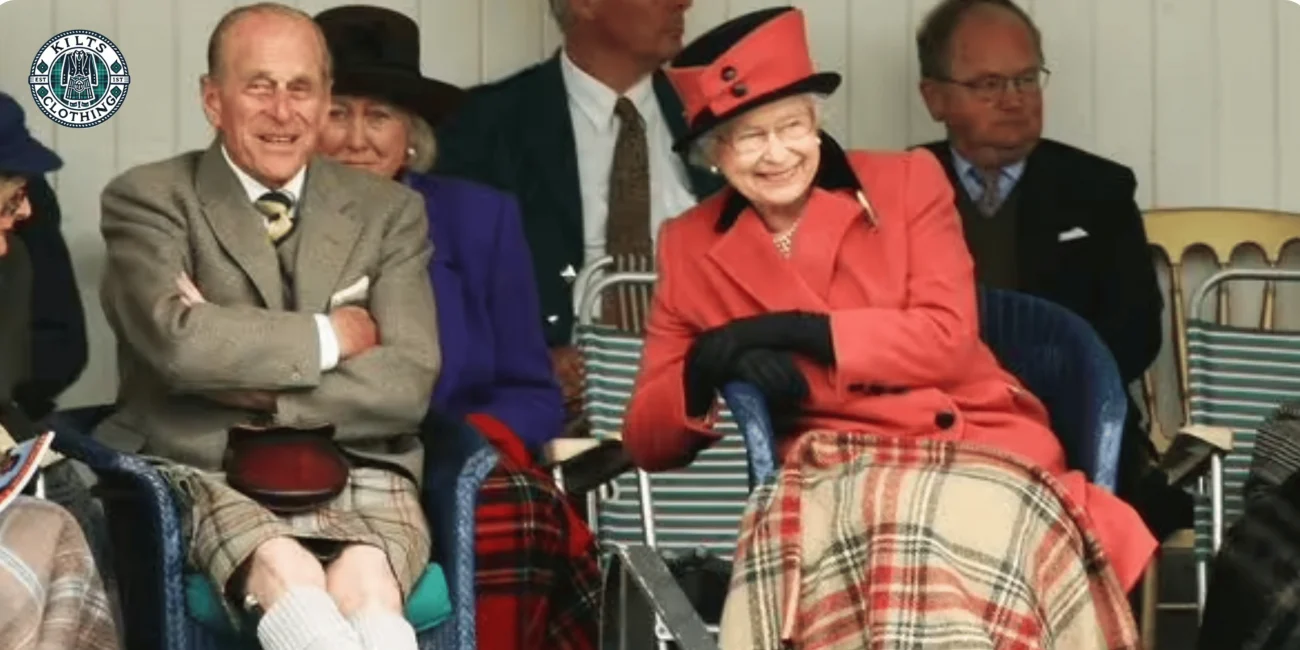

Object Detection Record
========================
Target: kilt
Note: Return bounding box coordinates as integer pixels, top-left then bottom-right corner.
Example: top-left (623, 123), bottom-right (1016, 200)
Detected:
top-left (469, 445), bottom-right (600, 649)
top-left (0, 497), bottom-right (120, 650)
top-left (158, 462), bottom-right (430, 623)
top-left (721, 430), bottom-right (1141, 650)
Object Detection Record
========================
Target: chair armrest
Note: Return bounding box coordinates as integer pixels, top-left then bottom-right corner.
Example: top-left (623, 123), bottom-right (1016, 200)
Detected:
top-left (44, 415), bottom-right (191, 649)
top-left (1161, 424), bottom-right (1234, 488)
top-left (721, 382), bottom-right (776, 489)
top-left (603, 544), bottom-right (718, 650)
top-left (420, 413), bottom-right (497, 650)
top-left (543, 438), bottom-right (633, 496)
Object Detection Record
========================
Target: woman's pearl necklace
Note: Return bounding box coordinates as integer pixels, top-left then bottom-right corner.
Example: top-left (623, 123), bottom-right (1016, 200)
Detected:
top-left (772, 219), bottom-right (801, 258)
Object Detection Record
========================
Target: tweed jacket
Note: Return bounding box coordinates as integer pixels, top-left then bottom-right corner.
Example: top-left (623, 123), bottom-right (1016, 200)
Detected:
top-left (96, 142), bottom-right (440, 482)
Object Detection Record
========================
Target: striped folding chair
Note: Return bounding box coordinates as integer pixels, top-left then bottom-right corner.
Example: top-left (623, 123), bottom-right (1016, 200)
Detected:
top-left (1182, 269), bottom-right (1300, 611)
top-left (575, 270), bottom-right (756, 649)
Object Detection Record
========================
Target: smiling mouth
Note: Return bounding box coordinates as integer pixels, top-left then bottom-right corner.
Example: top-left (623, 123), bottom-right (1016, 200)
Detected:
top-left (258, 134), bottom-right (300, 146)
top-left (757, 166), bottom-right (799, 183)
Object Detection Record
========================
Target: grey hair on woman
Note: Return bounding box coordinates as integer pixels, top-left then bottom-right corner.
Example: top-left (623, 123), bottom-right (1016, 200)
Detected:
top-left (403, 110), bottom-right (438, 174)
top-left (688, 92), bottom-right (827, 170)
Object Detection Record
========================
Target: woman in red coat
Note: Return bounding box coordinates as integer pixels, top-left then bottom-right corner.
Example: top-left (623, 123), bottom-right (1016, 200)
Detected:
top-left (621, 7), bottom-right (1155, 649)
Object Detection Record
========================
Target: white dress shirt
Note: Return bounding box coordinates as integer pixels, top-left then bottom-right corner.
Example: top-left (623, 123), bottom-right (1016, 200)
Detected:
top-left (558, 50), bottom-right (699, 265)
top-left (220, 147), bottom-right (341, 372)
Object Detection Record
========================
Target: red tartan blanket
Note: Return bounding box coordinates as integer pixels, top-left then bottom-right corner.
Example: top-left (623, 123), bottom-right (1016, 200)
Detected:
top-left (720, 431), bottom-right (1141, 650)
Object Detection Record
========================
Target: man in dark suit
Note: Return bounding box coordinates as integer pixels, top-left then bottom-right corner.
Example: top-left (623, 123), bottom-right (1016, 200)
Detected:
top-left (435, 0), bottom-right (724, 417)
top-left (914, 0), bottom-right (1189, 540)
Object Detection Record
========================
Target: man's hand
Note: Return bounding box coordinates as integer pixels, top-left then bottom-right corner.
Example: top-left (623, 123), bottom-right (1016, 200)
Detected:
top-left (329, 305), bottom-right (379, 360)
top-left (206, 390), bottom-right (276, 412)
top-left (177, 273), bottom-right (206, 307)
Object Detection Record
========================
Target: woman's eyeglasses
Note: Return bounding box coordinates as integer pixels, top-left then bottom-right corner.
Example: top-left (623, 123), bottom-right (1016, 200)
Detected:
top-left (722, 114), bottom-right (818, 157)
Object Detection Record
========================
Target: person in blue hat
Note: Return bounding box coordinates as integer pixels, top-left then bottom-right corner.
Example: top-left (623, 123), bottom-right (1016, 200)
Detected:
top-left (0, 91), bottom-right (87, 422)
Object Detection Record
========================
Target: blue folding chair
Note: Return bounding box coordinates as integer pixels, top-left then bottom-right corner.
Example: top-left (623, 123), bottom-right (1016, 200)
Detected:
top-left (44, 405), bottom-right (494, 650)
top-left (729, 285), bottom-right (1126, 491)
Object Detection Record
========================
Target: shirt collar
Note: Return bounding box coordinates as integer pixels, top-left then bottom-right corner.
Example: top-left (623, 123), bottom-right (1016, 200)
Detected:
top-left (949, 146), bottom-right (1025, 184)
top-left (559, 49), bottom-right (657, 132)
top-left (220, 145), bottom-right (307, 204)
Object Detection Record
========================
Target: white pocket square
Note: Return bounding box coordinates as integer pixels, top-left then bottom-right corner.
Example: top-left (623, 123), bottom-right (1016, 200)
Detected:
top-left (329, 276), bottom-right (370, 309)
top-left (1057, 227), bottom-right (1089, 242)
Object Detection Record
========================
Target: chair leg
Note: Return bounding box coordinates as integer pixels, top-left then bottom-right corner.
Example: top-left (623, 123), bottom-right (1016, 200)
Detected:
top-left (1140, 556), bottom-right (1159, 649)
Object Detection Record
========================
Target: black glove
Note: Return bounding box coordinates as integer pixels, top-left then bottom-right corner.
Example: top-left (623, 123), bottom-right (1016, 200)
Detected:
top-left (717, 311), bottom-right (835, 366)
top-left (730, 348), bottom-right (810, 416)
top-left (682, 312), bottom-right (833, 418)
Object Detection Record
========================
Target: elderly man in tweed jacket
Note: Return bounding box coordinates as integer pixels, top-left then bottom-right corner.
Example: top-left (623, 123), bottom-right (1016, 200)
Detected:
top-left (95, 4), bottom-right (438, 650)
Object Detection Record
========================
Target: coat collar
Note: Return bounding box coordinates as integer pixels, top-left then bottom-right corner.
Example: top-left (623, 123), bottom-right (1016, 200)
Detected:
top-left (714, 133), bottom-right (867, 233)
top-left (195, 141), bottom-right (360, 310)
top-left (706, 134), bottom-right (875, 310)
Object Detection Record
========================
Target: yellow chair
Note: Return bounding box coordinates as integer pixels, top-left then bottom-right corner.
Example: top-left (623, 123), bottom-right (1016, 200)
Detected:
top-left (1140, 207), bottom-right (1300, 647)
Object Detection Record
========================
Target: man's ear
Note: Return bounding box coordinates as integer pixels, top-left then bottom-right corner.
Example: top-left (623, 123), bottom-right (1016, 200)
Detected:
top-left (199, 74), bottom-right (221, 129)
top-left (918, 79), bottom-right (946, 122)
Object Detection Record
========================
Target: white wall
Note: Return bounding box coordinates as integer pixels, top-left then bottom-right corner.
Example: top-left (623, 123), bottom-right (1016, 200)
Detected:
top-left (0, 0), bottom-right (1298, 411)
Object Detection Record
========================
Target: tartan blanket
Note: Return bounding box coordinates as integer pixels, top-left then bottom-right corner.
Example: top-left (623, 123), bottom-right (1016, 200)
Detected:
top-left (720, 431), bottom-right (1140, 650)
top-left (0, 497), bottom-right (120, 650)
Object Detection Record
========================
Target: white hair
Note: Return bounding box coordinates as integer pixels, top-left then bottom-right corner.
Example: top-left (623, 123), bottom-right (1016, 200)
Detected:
top-left (688, 92), bottom-right (828, 169)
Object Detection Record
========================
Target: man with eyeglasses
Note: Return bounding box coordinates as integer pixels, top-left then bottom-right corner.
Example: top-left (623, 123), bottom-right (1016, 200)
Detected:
top-left (913, 0), bottom-right (1188, 546)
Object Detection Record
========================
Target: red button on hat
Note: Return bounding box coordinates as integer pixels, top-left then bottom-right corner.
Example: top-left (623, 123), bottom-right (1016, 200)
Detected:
top-left (664, 7), bottom-right (842, 153)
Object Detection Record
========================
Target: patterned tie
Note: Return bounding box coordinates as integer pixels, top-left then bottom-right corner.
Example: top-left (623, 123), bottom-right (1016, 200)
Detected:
top-left (603, 97), bottom-right (653, 332)
top-left (972, 168), bottom-right (1002, 217)
top-left (255, 191), bottom-right (296, 244)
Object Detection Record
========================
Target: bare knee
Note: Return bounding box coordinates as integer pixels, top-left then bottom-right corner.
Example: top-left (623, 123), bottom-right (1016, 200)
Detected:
top-left (242, 537), bottom-right (327, 610)
top-left (325, 544), bottom-right (403, 616)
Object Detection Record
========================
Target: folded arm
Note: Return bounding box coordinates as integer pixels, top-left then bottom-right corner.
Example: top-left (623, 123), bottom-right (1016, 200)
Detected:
top-left (827, 150), bottom-right (980, 393)
top-left (274, 194), bottom-right (440, 437)
top-left (100, 171), bottom-right (322, 393)
top-left (622, 223), bottom-right (721, 472)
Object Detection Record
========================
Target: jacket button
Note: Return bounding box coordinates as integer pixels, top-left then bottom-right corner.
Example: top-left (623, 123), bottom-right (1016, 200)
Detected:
top-left (721, 66), bottom-right (737, 81)
top-left (934, 411), bottom-right (956, 429)
top-left (731, 83), bottom-right (747, 98)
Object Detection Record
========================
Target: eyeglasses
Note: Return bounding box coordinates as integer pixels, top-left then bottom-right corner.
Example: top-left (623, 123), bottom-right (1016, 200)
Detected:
top-left (720, 113), bottom-right (817, 157)
top-left (939, 67), bottom-right (1051, 103)
top-left (0, 184), bottom-right (26, 219)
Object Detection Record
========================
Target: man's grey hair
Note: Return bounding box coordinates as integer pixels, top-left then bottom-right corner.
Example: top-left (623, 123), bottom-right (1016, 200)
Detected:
top-left (548, 0), bottom-right (573, 31)
top-left (206, 2), bottom-right (333, 80)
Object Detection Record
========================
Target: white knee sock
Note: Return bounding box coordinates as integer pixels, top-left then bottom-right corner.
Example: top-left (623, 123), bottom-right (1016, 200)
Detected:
top-left (257, 586), bottom-right (364, 650)
top-left (347, 608), bottom-right (419, 650)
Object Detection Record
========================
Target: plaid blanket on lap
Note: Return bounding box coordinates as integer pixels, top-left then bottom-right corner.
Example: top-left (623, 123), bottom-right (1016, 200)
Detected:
top-left (720, 431), bottom-right (1140, 650)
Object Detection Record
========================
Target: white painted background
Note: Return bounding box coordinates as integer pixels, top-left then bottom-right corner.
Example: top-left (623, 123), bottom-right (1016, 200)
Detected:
top-left (0, 0), bottom-right (1298, 425)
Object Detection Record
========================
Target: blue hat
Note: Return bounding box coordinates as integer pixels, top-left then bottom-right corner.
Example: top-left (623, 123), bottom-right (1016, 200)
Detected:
top-left (0, 92), bottom-right (62, 176)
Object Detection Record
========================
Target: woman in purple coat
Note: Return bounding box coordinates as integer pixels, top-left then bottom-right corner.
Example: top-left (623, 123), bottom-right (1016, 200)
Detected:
top-left (314, 7), bottom-right (601, 649)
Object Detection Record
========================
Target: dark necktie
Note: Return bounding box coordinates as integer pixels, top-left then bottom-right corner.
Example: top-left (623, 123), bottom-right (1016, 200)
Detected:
top-left (972, 168), bottom-right (1002, 217)
top-left (255, 191), bottom-right (295, 244)
top-left (603, 97), bottom-right (652, 332)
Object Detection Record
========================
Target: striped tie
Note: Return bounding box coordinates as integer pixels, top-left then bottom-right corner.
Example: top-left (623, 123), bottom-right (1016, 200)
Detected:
top-left (255, 191), bottom-right (295, 244)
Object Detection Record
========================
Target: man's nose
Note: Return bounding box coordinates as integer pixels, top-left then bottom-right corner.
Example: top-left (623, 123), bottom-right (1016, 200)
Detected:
top-left (271, 94), bottom-right (292, 121)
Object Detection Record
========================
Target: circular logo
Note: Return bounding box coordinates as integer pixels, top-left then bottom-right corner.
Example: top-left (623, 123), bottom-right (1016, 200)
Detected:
top-left (27, 29), bottom-right (131, 128)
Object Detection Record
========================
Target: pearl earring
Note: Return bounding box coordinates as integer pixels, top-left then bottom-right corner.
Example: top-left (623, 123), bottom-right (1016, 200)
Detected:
top-left (709, 165), bottom-right (719, 174)
top-left (406, 147), bottom-right (416, 159)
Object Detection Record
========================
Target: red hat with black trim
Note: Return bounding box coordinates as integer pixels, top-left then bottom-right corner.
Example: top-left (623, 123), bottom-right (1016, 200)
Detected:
top-left (664, 6), bottom-right (841, 153)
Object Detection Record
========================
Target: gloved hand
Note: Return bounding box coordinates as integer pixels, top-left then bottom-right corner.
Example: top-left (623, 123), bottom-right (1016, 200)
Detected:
top-left (730, 348), bottom-right (810, 416)
top-left (714, 311), bottom-right (835, 366)
top-left (682, 311), bottom-right (833, 418)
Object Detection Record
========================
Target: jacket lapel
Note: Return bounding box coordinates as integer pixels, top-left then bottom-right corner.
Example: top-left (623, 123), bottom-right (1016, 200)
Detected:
top-left (707, 136), bottom-right (872, 311)
top-left (654, 70), bottom-right (725, 200)
top-left (522, 53), bottom-right (584, 253)
top-left (293, 159), bottom-right (362, 312)
top-left (194, 142), bottom-right (283, 309)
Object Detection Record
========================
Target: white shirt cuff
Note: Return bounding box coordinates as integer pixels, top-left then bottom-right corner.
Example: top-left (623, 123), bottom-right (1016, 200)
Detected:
top-left (314, 313), bottom-right (340, 371)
